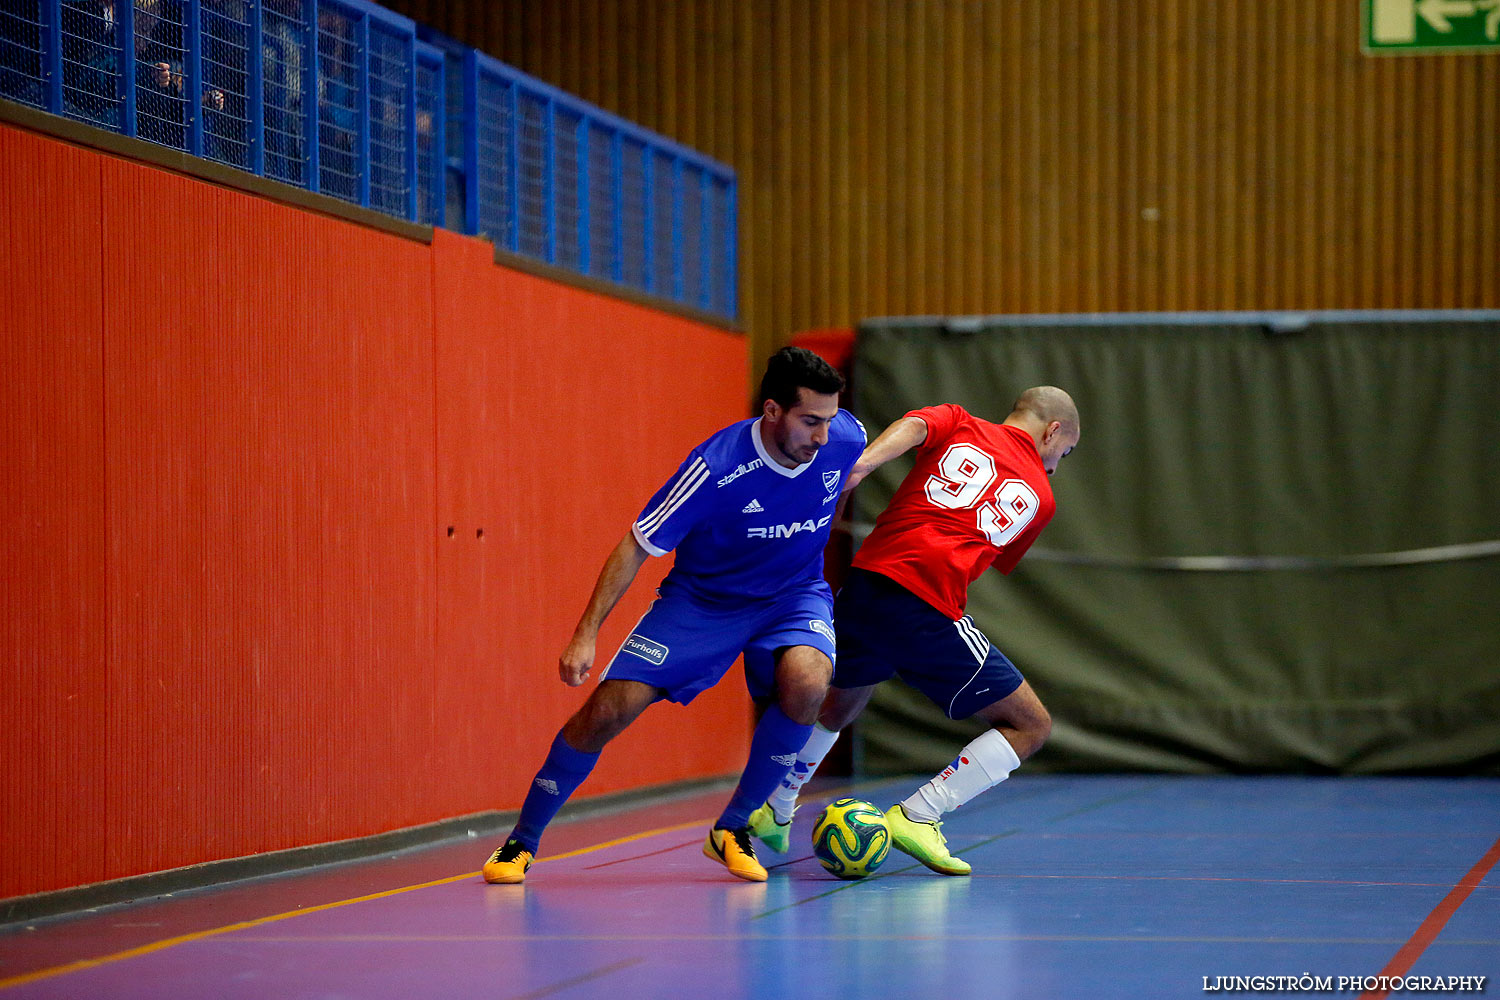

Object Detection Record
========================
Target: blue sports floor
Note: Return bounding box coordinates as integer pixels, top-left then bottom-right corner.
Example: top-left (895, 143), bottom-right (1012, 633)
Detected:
top-left (2, 775), bottom-right (1496, 999)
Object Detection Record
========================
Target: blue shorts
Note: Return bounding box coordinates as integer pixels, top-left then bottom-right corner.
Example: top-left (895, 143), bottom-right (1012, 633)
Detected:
top-left (832, 568), bottom-right (1023, 720)
top-left (600, 577), bottom-right (837, 704)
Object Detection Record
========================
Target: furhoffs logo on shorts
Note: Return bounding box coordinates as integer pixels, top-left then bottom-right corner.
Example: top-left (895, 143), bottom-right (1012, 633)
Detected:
top-left (622, 633), bottom-right (669, 665)
top-left (809, 619), bottom-right (836, 645)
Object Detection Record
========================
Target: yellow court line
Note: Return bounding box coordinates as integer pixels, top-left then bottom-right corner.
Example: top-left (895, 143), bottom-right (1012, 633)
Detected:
top-left (0, 817), bottom-right (710, 992)
top-left (224, 932), bottom-right (1447, 945)
top-left (539, 818), bottom-right (706, 862)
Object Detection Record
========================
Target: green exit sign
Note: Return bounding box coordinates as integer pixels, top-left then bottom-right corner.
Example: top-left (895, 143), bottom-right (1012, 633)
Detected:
top-left (1364, 0), bottom-right (1500, 52)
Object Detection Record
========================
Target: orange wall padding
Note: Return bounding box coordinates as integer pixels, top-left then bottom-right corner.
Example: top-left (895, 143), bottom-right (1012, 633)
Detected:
top-left (1, 127), bottom-right (109, 897)
top-left (430, 231), bottom-right (751, 811)
top-left (0, 123), bottom-right (749, 900)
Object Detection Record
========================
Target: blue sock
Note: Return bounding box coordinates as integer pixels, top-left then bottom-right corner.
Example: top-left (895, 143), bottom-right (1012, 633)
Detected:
top-left (509, 731), bottom-right (600, 854)
top-left (716, 705), bottom-right (813, 830)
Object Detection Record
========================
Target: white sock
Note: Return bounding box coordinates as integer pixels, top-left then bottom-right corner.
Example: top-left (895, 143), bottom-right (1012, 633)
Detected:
top-left (901, 729), bottom-right (1021, 823)
top-left (767, 723), bottom-right (840, 822)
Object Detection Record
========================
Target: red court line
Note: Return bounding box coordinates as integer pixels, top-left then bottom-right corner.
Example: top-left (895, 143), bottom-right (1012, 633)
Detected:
top-left (583, 838), bottom-right (698, 869)
top-left (1358, 834), bottom-right (1500, 1000)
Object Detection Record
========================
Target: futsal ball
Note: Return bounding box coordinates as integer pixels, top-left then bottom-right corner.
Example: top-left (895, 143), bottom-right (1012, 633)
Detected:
top-left (811, 798), bottom-right (891, 879)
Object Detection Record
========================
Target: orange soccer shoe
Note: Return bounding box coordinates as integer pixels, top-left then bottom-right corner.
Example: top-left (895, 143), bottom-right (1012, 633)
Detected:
top-left (482, 838), bottom-right (534, 884)
top-left (703, 826), bottom-right (768, 882)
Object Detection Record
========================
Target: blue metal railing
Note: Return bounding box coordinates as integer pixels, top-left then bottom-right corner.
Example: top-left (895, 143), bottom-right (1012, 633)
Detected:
top-left (412, 39), bottom-right (442, 227)
top-left (459, 49), bottom-right (737, 317)
top-left (0, 0), bottom-right (737, 321)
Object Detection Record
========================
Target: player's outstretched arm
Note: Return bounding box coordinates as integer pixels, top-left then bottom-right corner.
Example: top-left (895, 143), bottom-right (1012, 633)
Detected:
top-left (844, 415), bottom-right (929, 491)
top-left (558, 532), bottom-right (651, 686)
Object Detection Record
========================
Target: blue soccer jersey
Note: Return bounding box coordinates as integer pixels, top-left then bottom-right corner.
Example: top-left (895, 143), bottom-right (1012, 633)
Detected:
top-left (632, 410), bottom-right (866, 601)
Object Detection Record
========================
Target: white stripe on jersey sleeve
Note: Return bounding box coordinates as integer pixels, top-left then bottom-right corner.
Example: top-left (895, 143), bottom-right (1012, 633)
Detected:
top-left (631, 523), bottom-right (669, 557)
top-left (635, 457), bottom-right (709, 540)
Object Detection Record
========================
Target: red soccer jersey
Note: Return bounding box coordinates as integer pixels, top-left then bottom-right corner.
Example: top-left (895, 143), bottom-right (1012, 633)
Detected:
top-left (852, 404), bottom-right (1056, 620)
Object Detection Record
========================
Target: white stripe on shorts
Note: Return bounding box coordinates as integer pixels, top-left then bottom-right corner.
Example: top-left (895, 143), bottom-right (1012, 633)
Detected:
top-left (954, 615), bottom-right (991, 664)
top-left (947, 616), bottom-right (993, 719)
top-left (598, 604), bottom-right (657, 683)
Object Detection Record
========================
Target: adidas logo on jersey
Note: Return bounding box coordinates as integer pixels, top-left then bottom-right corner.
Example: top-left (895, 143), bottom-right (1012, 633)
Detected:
top-left (742, 499), bottom-right (764, 513)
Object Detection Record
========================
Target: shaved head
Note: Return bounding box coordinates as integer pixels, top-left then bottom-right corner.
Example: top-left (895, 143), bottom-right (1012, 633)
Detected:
top-left (1003, 386), bottom-right (1080, 475)
top-left (1011, 386), bottom-right (1080, 437)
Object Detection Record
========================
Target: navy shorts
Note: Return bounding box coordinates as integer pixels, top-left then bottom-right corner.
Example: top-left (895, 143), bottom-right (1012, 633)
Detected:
top-left (832, 568), bottom-right (1023, 720)
top-left (599, 577), bottom-right (837, 704)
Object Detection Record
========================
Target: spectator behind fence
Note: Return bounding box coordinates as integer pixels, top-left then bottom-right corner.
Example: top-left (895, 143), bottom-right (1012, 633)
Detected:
top-left (261, 0), bottom-right (306, 182)
top-left (61, 0), bottom-right (121, 125)
top-left (1, 0), bottom-right (46, 107)
top-left (134, 0), bottom-right (225, 151)
top-left (415, 105), bottom-right (436, 220)
top-left (316, 7), bottom-right (358, 201)
top-left (200, 0), bottom-right (248, 164)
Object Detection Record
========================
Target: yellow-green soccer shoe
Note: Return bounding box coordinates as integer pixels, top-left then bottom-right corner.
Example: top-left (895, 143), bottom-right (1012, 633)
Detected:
top-left (747, 802), bottom-right (793, 854)
top-left (883, 803), bottom-right (971, 876)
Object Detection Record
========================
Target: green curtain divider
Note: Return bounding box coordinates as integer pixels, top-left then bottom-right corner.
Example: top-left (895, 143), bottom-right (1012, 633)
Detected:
top-left (851, 319), bottom-right (1500, 775)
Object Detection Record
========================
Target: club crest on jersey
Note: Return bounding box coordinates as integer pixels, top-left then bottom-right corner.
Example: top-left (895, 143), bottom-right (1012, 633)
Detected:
top-left (746, 514), bottom-right (832, 539)
top-left (823, 470), bottom-right (841, 494)
top-left (621, 633), bottom-right (668, 665)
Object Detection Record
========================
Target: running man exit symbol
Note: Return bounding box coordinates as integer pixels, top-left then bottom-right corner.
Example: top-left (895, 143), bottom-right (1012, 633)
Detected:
top-left (1365, 0), bottom-right (1500, 52)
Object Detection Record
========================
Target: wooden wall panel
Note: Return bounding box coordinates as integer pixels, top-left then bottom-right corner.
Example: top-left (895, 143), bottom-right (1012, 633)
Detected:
top-left (386, 0), bottom-right (1499, 374)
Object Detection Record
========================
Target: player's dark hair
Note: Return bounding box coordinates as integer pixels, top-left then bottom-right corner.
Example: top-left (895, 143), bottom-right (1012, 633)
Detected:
top-left (758, 346), bottom-right (845, 411)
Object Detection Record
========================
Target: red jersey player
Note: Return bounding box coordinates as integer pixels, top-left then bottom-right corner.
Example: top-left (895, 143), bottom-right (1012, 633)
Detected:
top-left (748, 386), bottom-right (1080, 875)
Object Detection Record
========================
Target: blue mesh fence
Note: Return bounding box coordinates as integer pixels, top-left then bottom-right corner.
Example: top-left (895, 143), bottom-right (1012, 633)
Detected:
top-left (429, 35), bottom-right (462, 230)
top-left (366, 20), bottom-right (407, 216)
top-left (470, 65), bottom-right (511, 246)
top-left (314, 5), bottom-right (356, 202)
top-left (618, 135), bottom-right (649, 290)
top-left (513, 87), bottom-right (547, 259)
top-left (133, 0), bottom-right (186, 150)
top-left (260, 0), bottom-right (307, 186)
top-left (585, 119), bottom-right (614, 281)
top-left (413, 44), bottom-right (440, 226)
top-left (651, 149), bottom-right (675, 299)
top-left (0, 0), bottom-right (45, 108)
top-left (462, 50), bottom-right (735, 316)
top-left (1, 0), bottom-right (737, 319)
top-left (201, 1), bottom-right (250, 168)
top-left (552, 104), bottom-right (581, 272)
top-left (709, 174), bottom-right (735, 317)
top-left (60, 0), bottom-right (122, 128)
top-left (680, 163), bottom-right (704, 310)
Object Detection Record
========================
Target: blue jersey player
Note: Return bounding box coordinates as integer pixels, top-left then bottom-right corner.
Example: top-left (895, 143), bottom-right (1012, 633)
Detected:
top-left (483, 347), bottom-right (866, 884)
